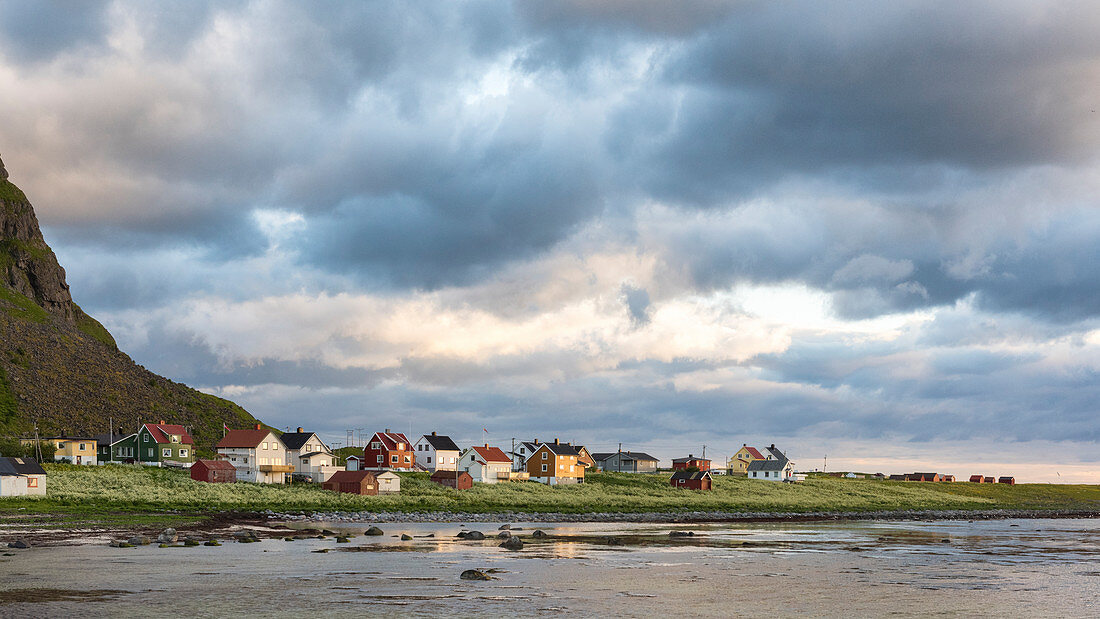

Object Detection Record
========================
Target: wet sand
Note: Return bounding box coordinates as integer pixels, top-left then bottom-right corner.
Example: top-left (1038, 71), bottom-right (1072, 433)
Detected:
top-left (2, 518), bottom-right (1100, 617)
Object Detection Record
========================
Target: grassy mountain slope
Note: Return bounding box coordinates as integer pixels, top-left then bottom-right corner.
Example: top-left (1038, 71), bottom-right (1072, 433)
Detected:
top-left (0, 154), bottom-right (260, 453)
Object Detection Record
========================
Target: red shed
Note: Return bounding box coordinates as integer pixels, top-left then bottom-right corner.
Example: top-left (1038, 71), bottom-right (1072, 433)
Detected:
top-left (430, 469), bottom-right (473, 490)
top-left (983, 476), bottom-right (995, 484)
top-left (191, 459), bottom-right (236, 483)
top-left (670, 470), bottom-right (714, 490)
top-left (672, 455), bottom-right (712, 471)
top-left (322, 470), bottom-right (379, 495)
top-left (998, 476), bottom-right (1016, 485)
top-left (969, 475), bottom-right (985, 483)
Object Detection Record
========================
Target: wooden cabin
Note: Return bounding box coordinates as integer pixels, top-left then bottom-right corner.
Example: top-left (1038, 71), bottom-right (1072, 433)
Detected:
top-left (322, 470), bottom-right (378, 495)
top-left (983, 476), bottom-right (995, 483)
top-left (969, 475), bottom-right (985, 483)
top-left (430, 469), bottom-right (473, 490)
top-left (190, 459), bottom-right (236, 483)
top-left (672, 455), bottom-right (712, 471)
top-left (670, 470), bottom-right (713, 490)
top-left (998, 476), bottom-right (1015, 485)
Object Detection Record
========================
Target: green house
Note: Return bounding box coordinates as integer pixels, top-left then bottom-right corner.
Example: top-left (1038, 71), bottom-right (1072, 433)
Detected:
top-left (135, 422), bottom-right (195, 466)
top-left (94, 432), bottom-right (138, 464)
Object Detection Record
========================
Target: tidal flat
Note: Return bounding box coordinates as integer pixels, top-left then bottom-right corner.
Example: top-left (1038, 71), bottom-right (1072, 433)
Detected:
top-left (2, 518), bottom-right (1099, 617)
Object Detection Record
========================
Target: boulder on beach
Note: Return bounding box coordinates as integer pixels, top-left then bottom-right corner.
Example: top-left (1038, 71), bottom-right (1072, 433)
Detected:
top-left (496, 530), bottom-right (512, 538)
top-left (498, 524), bottom-right (511, 530)
top-left (499, 536), bottom-right (524, 550)
top-left (400, 534), bottom-right (413, 541)
top-left (128, 536), bottom-right (151, 546)
top-left (156, 528), bottom-right (179, 544)
top-left (460, 569), bottom-right (492, 581)
top-left (7, 539), bottom-right (30, 549)
top-left (203, 540), bottom-right (222, 547)
top-left (464, 531), bottom-right (486, 540)
top-left (532, 530), bottom-right (548, 538)
top-left (669, 531), bottom-right (695, 537)
top-left (365, 526), bottom-right (384, 536)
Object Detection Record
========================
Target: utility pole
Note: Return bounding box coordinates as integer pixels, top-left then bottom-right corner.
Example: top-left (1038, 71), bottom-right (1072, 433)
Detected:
top-left (824, 454), bottom-right (827, 473)
top-left (702, 444), bottom-right (706, 460)
top-left (109, 416), bottom-right (114, 464)
top-left (618, 442), bottom-right (622, 473)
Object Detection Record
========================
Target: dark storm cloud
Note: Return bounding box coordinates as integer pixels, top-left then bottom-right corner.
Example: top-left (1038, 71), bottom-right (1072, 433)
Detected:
top-left (0, 0), bottom-right (111, 62)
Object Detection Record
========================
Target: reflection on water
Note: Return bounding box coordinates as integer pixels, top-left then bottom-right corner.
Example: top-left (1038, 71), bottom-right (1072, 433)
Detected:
top-left (3, 518), bottom-right (1100, 617)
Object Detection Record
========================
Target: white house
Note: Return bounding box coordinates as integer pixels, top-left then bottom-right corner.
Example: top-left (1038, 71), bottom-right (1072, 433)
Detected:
top-left (458, 445), bottom-right (513, 484)
top-left (280, 427), bottom-right (339, 482)
top-left (216, 425), bottom-right (293, 484)
top-left (510, 440), bottom-right (541, 471)
top-left (747, 458), bottom-right (795, 481)
top-left (376, 470), bottom-right (401, 494)
top-left (0, 456), bottom-right (46, 496)
top-left (414, 432), bottom-right (461, 472)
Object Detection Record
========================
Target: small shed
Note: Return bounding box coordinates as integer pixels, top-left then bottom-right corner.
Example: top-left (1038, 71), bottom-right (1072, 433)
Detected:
top-left (430, 469), bottom-right (473, 490)
top-left (345, 455), bottom-right (361, 471)
top-left (191, 459), bottom-right (236, 483)
top-left (376, 470), bottom-right (401, 494)
top-left (906, 473), bottom-right (940, 482)
top-left (941, 475), bottom-right (955, 482)
top-left (0, 457), bottom-right (47, 496)
top-left (322, 470), bottom-right (378, 495)
top-left (670, 470), bottom-right (713, 490)
top-left (983, 476), bottom-right (995, 483)
top-left (998, 476), bottom-right (1016, 485)
top-left (969, 475), bottom-right (985, 483)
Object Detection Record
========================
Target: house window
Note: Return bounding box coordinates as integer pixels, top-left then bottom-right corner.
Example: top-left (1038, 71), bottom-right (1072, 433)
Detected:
top-left (79, 443), bottom-right (86, 451)
top-left (371, 442), bottom-right (380, 449)
top-left (541, 464), bottom-right (548, 472)
top-left (404, 456), bottom-right (410, 463)
top-left (180, 449), bottom-right (188, 457)
top-left (162, 448), bottom-right (171, 457)
top-left (262, 442), bottom-right (268, 450)
top-left (144, 434), bottom-right (150, 442)
top-left (398, 443), bottom-right (405, 450)
top-left (391, 455), bottom-right (397, 463)
top-left (147, 448), bottom-right (154, 457)
top-left (377, 455), bottom-right (383, 463)
top-left (56, 443), bottom-right (63, 450)
top-left (542, 452), bottom-right (548, 460)
top-left (427, 456), bottom-right (432, 464)
top-left (570, 465), bottom-right (575, 472)
top-left (171, 436), bottom-right (180, 443)
top-left (27, 477), bottom-right (38, 488)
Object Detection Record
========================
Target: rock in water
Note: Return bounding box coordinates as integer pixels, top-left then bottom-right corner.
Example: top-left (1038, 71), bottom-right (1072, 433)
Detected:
top-left (499, 537), bottom-right (524, 550)
top-left (496, 530), bottom-right (512, 538)
top-left (7, 540), bottom-right (30, 549)
top-left (460, 569), bottom-right (492, 581)
top-left (669, 531), bottom-right (694, 537)
top-left (464, 531), bottom-right (485, 540)
top-left (498, 524), bottom-right (511, 530)
top-left (400, 534), bottom-right (413, 541)
top-left (532, 529), bottom-right (548, 538)
top-left (157, 528), bottom-right (179, 544)
top-left (365, 526), bottom-right (384, 536)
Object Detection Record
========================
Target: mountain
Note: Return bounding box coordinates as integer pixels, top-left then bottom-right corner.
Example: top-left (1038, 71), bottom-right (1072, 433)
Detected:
top-left (0, 153), bottom-right (260, 453)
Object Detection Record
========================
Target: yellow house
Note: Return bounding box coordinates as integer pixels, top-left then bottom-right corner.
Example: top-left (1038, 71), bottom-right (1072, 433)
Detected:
top-left (525, 440), bottom-right (584, 485)
top-left (727, 444), bottom-right (766, 475)
top-left (39, 436), bottom-right (98, 465)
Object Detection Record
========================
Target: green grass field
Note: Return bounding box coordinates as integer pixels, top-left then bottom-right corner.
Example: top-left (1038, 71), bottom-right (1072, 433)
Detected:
top-left (3, 464), bottom-right (1100, 519)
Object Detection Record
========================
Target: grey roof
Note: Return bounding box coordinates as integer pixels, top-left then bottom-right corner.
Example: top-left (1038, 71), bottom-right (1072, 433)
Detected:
top-left (0, 456), bottom-right (47, 476)
top-left (672, 455), bottom-right (710, 463)
top-left (747, 459), bottom-right (790, 472)
top-left (537, 442), bottom-right (580, 456)
top-left (280, 431), bottom-right (322, 451)
top-left (93, 432), bottom-right (135, 446)
top-left (670, 470), bottom-right (712, 481)
top-left (592, 451), bottom-right (659, 463)
top-left (419, 434), bottom-right (460, 452)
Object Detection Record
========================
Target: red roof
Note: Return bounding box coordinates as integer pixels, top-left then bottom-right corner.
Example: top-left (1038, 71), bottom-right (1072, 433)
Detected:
top-left (217, 429), bottom-right (278, 449)
top-left (144, 423), bottom-right (194, 445)
top-left (372, 431), bottom-right (411, 450)
top-left (195, 458), bottom-right (235, 470)
top-left (744, 447), bottom-right (765, 460)
top-left (327, 470), bottom-right (376, 484)
top-left (469, 445), bottom-right (511, 463)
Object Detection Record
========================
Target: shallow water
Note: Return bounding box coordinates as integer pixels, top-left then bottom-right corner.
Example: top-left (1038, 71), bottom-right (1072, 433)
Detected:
top-left (3, 518), bottom-right (1100, 617)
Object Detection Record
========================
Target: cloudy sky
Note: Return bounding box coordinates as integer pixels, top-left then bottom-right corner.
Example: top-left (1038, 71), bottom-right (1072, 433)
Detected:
top-left (3, 1), bottom-right (1100, 481)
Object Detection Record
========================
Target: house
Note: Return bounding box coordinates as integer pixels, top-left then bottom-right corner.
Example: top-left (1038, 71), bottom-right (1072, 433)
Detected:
top-left (670, 470), bottom-right (713, 490)
top-left (905, 473), bottom-right (941, 482)
top-left (94, 431), bottom-right (136, 464)
top-left (592, 451), bottom-right (659, 473)
top-left (430, 469), bottom-right (473, 490)
top-left (511, 440), bottom-right (541, 471)
top-left (983, 476), bottom-right (995, 483)
top-left (969, 475), bottom-right (986, 483)
top-left (135, 421), bottom-right (195, 467)
top-left (525, 439), bottom-right (584, 485)
top-left (191, 459), bottom-right (236, 483)
top-left (941, 475), bottom-right (956, 482)
top-left (889, 474), bottom-right (907, 481)
top-left (42, 436), bottom-right (97, 465)
top-left (672, 455), bottom-right (711, 471)
top-left (216, 425), bottom-right (292, 483)
top-left (747, 457), bottom-right (795, 481)
top-left (376, 470), bottom-right (401, 493)
top-left (998, 476), bottom-right (1016, 485)
top-left (727, 444), bottom-right (766, 475)
top-left (0, 456), bottom-right (46, 496)
top-left (322, 470), bottom-right (378, 495)
top-left (345, 455), bottom-right (362, 471)
top-left (458, 445), bottom-right (514, 484)
top-left (364, 430), bottom-right (416, 471)
top-left (280, 427), bottom-right (339, 482)
top-left (571, 445), bottom-right (596, 469)
top-left (414, 432), bottom-right (461, 472)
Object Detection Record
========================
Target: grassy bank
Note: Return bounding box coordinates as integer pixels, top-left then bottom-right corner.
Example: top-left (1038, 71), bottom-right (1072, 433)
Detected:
top-left (3, 464), bottom-right (1100, 519)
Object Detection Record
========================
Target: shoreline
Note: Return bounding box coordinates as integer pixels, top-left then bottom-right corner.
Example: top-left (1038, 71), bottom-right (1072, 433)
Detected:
top-left (5, 507), bottom-right (1099, 548)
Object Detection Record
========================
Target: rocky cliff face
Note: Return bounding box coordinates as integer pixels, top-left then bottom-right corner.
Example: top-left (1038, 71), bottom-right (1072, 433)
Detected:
top-left (0, 153), bottom-right (260, 450)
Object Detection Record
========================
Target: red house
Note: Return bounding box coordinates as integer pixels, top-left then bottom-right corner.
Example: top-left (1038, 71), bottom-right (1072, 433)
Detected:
top-left (191, 459), bottom-right (236, 483)
top-left (998, 476), bottom-right (1016, 485)
top-left (363, 430), bottom-right (416, 470)
top-left (322, 470), bottom-right (379, 495)
top-left (670, 470), bottom-right (713, 490)
top-left (430, 469), bottom-right (473, 490)
top-left (969, 475), bottom-right (985, 483)
top-left (672, 454), bottom-right (712, 471)
top-left (905, 472), bottom-right (941, 482)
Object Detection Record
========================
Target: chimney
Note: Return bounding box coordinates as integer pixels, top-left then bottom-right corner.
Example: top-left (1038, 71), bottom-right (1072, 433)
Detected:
top-left (255, 423), bottom-right (262, 430)
top-left (159, 420), bottom-right (166, 425)
top-left (554, 438), bottom-right (559, 444)
top-left (534, 438), bottom-right (540, 445)
top-left (770, 444), bottom-right (776, 450)
top-left (296, 427), bottom-right (303, 433)
top-left (385, 428), bottom-right (391, 433)
top-left (484, 443), bottom-right (489, 449)
top-left (431, 431), bottom-right (437, 436)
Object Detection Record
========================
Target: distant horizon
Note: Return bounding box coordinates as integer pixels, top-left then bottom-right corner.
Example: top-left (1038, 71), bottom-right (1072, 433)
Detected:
top-left (3, 1), bottom-right (1100, 486)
